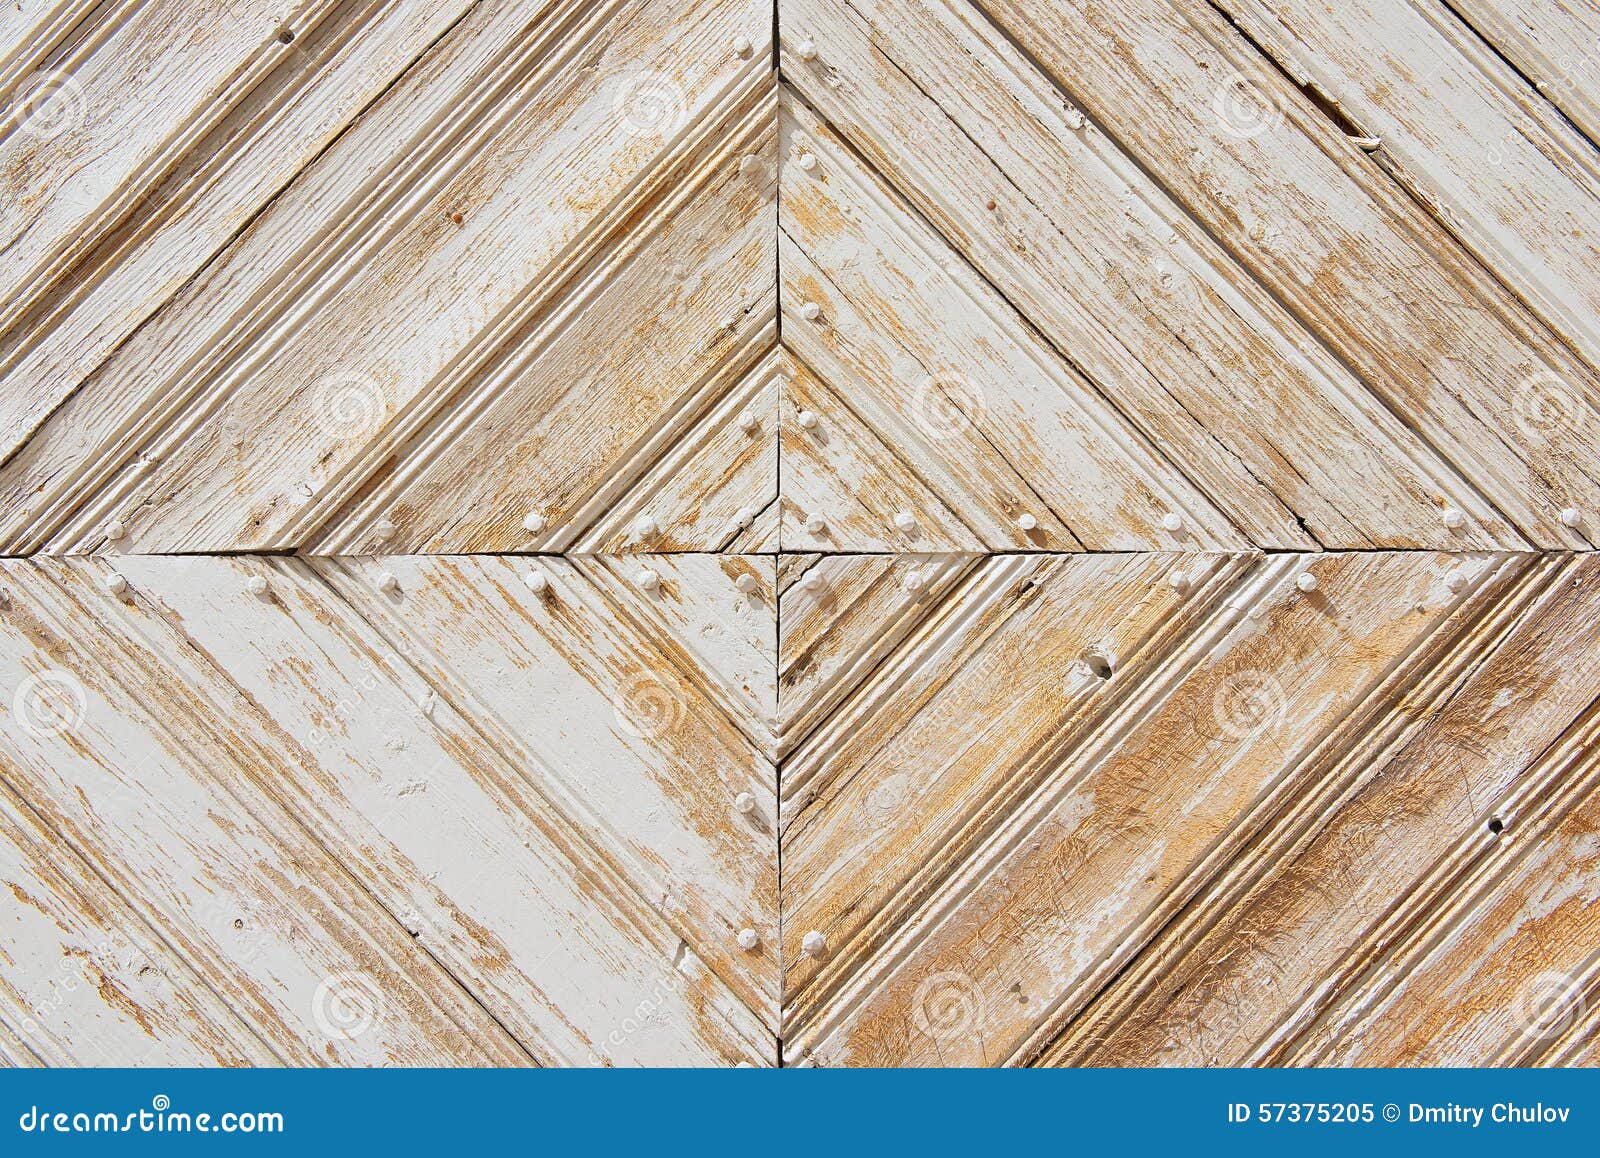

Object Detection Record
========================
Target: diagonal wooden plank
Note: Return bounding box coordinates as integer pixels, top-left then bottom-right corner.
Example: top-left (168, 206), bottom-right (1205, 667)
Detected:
top-left (784, 0), bottom-right (1516, 550)
top-left (1445, 0), bottom-right (1600, 150)
top-left (781, 96), bottom-right (1249, 551)
top-left (976, 0), bottom-right (1600, 549)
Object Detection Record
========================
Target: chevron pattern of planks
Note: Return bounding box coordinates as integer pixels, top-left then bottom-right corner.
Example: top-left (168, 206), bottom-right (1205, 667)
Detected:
top-left (0, 0), bottom-right (1595, 1066)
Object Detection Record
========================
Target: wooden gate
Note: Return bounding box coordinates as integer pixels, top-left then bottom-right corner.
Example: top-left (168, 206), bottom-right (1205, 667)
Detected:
top-left (0, 0), bottom-right (1595, 1065)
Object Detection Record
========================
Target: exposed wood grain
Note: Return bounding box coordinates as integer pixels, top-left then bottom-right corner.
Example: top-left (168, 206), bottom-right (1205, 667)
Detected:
top-left (1447, 0), bottom-right (1600, 149)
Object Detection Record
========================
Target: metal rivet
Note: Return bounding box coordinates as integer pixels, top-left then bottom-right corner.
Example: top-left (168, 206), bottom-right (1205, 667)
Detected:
top-left (105, 573), bottom-right (128, 597)
top-left (1442, 506), bottom-right (1466, 529)
top-left (522, 511), bottom-right (546, 534)
top-left (737, 928), bottom-right (759, 951)
top-left (735, 791), bottom-right (757, 814)
top-left (894, 511), bottom-right (917, 533)
top-left (634, 514), bottom-right (659, 539)
top-left (1017, 513), bottom-right (1037, 531)
top-left (801, 930), bottom-right (827, 957)
top-left (733, 35), bottom-right (752, 56)
top-left (1295, 571), bottom-right (1318, 593)
top-left (799, 301), bottom-right (822, 321)
top-left (797, 409), bottom-right (819, 430)
top-left (800, 571), bottom-right (825, 593)
top-left (738, 411), bottom-right (760, 434)
top-left (103, 520), bottom-right (125, 542)
top-left (636, 567), bottom-right (660, 592)
top-left (376, 571), bottom-right (399, 594)
top-left (735, 573), bottom-right (759, 595)
top-left (524, 569), bottom-right (548, 594)
top-left (805, 514), bottom-right (828, 535)
top-left (796, 38), bottom-right (817, 60)
top-left (1161, 512), bottom-right (1184, 533)
top-left (373, 518), bottom-right (396, 541)
top-left (246, 575), bottom-right (269, 596)
top-left (1560, 507), bottom-right (1583, 528)
top-left (797, 152), bottom-right (817, 171)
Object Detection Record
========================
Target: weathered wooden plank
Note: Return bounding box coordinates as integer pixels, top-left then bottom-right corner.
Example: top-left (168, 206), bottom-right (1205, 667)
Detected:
top-left (0, 0), bottom-right (487, 467)
top-left (784, 551), bottom-right (1524, 1065)
top-left (0, 559), bottom-right (528, 1065)
top-left (312, 79), bottom-right (776, 555)
top-left (110, 554), bottom-right (775, 1063)
top-left (977, 0), bottom-right (1600, 549)
top-left (1047, 554), bottom-right (1599, 1067)
top-left (1447, 0), bottom-right (1600, 148)
top-left (782, 99), bottom-right (1249, 551)
top-left (784, 0), bottom-right (1514, 550)
top-left (1215, 0), bottom-right (1600, 368)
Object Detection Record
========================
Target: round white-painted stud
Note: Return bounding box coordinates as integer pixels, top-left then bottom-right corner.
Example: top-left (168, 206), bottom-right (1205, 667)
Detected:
top-left (1295, 571), bottom-right (1318, 593)
top-left (1442, 506), bottom-right (1466, 529)
top-left (373, 517), bottom-right (397, 541)
top-left (798, 301), bottom-right (822, 321)
top-left (634, 514), bottom-right (660, 539)
top-left (523, 569), bottom-right (548, 595)
top-left (1445, 568), bottom-right (1468, 593)
top-left (1017, 513), bottom-right (1038, 532)
top-left (735, 573), bottom-right (759, 595)
top-left (105, 573), bottom-right (128, 597)
top-left (522, 511), bottom-right (546, 535)
top-left (246, 575), bottom-right (269, 596)
top-left (904, 569), bottom-right (926, 593)
top-left (797, 152), bottom-right (817, 172)
top-left (1161, 512), bottom-right (1184, 533)
top-left (734, 506), bottom-right (756, 529)
top-left (735, 791), bottom-right (757, 814)
top-left (805, 514), bottom-right (828, 535)
top-left (738, 411), bottom-right (760, 434)
top-left (376, 571), bottom-right (399, 594)
top-left (732, 35), bottom-right (752, 56)
top-left (796, 38), bottom-right (817, 60)
top-left (1560, 507), bottom-right (1583, 528)
top-left (801, 930), bottom-right (827, 957)
top-left (1169, 570), bottom-right (1188, 592)
top-left (894, 510), bottom-right (917, 534)
top-left (737, 928), bottom-right (759, 951)
top-left (797, 409), bottom-right (819, 430)
top-left (103, 519), bottom-right (125, 542)
top-left (635, 567), bottom-right (660, 592)
top-left (800, 571), bottom-right (826, 593)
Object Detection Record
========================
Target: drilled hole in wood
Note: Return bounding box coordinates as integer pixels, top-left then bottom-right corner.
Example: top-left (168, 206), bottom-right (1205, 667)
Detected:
top-left (1081, 649), bottom-right (1113, 680)
top-left (1489, 817), bottom-right (1505, 835)
top-left (277, 27), bottom-right (295, 44)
